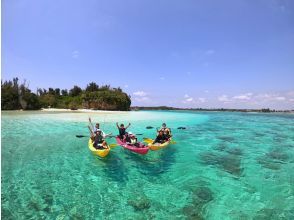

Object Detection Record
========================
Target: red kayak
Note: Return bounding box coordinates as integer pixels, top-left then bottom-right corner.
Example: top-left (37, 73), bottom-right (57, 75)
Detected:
top-left (115, 137), bottom-right (149, 155)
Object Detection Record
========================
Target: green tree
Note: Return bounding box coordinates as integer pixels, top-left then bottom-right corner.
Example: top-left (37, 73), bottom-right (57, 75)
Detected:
top-left (69, 85), bottom-right (82, 97)
top-left (61, 89), bottom-right (68, 96)
top-left (86, 82), bottom-right (99, 92)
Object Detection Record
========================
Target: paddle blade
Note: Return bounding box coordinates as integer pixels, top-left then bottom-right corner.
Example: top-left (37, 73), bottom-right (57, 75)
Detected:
top-left (146, 126), bottom-right (153, 129)
top-left (76, 135), bottom-right (87, 138)
top-left (109, 143), bottom-right (118, 148)
top-left (143, 138), bottom-right (154, 144)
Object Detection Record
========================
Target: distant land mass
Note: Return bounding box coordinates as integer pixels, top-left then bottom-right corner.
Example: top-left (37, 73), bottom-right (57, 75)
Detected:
top-left (1, 77), bottom-right (131, 111)
top-left (131, 106), bottom-right (294, 113)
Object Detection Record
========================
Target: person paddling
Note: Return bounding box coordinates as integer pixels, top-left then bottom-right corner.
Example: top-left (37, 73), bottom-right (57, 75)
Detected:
top-left (125, 132), bottom-right (141, 147)
top-left (88, 117), bottom-right (105, 136)
top-left (116, 122), bottom-right (131, 140)
top-left (152, 130), bottom-right (167, 144)
top-left (88, 127), bottom-right (108, 149)
top-left (89, 117), bottom-right (112, 137)
top-left (157, 123), bottom-right (172, 138)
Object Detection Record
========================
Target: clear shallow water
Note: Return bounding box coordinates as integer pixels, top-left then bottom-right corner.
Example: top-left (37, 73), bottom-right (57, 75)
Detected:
top-left (1, 110), bottom-right (294, 219)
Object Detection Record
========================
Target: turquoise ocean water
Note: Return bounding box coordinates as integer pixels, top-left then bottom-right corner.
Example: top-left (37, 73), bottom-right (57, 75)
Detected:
top-left (1, 110), bottom-right (294, 219)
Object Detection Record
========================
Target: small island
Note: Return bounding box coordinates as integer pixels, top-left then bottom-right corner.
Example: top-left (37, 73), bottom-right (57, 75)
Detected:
top-left (1, 77), bottom-right (131, 111)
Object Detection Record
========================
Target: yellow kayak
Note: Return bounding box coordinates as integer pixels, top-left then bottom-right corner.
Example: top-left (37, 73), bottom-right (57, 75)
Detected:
top-left (148, 139), bottom-right (171, 151)
top-left (88, 139), bottom-right (110, 158)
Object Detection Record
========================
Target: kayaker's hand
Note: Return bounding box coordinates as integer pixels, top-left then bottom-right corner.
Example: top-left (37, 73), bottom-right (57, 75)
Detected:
top-left (89, 117), bottom-right (91, 122)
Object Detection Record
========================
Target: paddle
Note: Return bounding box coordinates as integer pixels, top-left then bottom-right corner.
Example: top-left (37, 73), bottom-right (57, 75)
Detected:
top-left (143, 138), bottom-right (153, 144)
top-left (76, 135), bottom-right (114, 138)
top-left (76, 135), bottom-right (88, 138)
top-left (109, 143), bottom-right (119, 148)
top-left (146, 126), bottom-right (186, 130)
top-left (143, 137), bottom-right (176, 144)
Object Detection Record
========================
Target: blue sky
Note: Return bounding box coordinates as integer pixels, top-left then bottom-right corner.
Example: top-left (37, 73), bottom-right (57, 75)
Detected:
top-left (2, 0), bottom-right (294, 109)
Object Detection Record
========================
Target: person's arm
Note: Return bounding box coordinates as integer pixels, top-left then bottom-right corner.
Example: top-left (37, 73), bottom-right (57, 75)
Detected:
top-left (125, 123), bottom-right (131, 129)
top-left (102, 132), bottom-right (112, 138)
top-left (116, 122), bottom-right (120, 129)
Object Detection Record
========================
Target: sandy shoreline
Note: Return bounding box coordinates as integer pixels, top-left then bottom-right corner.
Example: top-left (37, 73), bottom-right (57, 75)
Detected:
top-left (40, 108), bottom-right (126, 113)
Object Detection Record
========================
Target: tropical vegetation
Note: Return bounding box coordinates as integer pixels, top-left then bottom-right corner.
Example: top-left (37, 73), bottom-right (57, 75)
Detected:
top-left (1, 78), bottom-right (131, 111)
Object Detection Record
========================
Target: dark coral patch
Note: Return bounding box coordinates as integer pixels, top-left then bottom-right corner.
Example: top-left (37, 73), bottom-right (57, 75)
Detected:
top-left (218, 136), bottom-right (235, 142)
top-left (200, 152), bottom-right (243, 177)
top-left (226, 148), bottom-right (243, 156)
top-left (182, 186), bottom-right (214, 220)
top-left (182, 205), bottom-right (204, 220)
top-left (256, 157), bottom-right (281, 170)
top-left (127, 194), bottom-right (151, 211)
top-left (266, 150), bottom-right (288, 162)
top-left (193, 186), bottom-right (214, 203)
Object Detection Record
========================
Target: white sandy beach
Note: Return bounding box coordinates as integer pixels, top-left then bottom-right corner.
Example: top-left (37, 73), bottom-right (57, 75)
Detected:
top-left (40, 108), bottom-right (127, 113)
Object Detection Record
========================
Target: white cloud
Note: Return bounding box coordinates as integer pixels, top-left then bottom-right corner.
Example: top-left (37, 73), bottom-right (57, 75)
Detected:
top-left (72, 50), bottom-right (79, 59)
top-left (182, 94), bottom-right (194, 103)
top-left (233, 95), bottom-right (250, 100)
top-left (124, 85), bottom-right (129, 88)
top-left (133, 91), bottom-right (151, 102)
top-left (133, 91), bottom-right (147, 97)
top-left (254, 93), bottom-right (288, 102)
top-left (187, 72), bottom-right (191, 75)
top-left (204, 90), bottom-right (209, 93)
top-left (218, 95), bottom-right (230, 102)
top-left (198, 98), bottom-right (206, 103)
top-left (254, 93), bottom-right (271, 99)
top-left (275, 96), bottom-right (286, 101)
top-left (233, 93), bottom-right (253, 101)
top-left (159, 77), bottom-right (165, 80)
top-left (286, 91), bottom-right (294, 97)
top-left (134, 97), bottom-right (150, 102)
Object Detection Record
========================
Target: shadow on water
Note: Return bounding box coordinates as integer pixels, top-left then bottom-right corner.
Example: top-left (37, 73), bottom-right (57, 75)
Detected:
top-left (92, 152), bottom-right (129, 184)
top-left (256, 147), bottom-right (290, 171)
top-left (182, 180), bottom-right (215, 220)
top-left (253, 208), bottom-right (294, 220)
top-left (121, 146), bottom-right (177, 179)
top-left (199, 150), bottom-right (244, 177)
